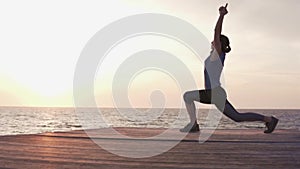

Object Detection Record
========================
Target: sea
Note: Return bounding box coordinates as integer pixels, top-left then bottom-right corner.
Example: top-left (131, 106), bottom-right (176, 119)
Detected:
top-left (0, 107), bottom-right (299, 136)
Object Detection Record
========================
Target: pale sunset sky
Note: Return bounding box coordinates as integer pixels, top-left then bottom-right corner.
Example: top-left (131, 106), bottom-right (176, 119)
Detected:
top-left (0, 0), bottom-right (299, 109)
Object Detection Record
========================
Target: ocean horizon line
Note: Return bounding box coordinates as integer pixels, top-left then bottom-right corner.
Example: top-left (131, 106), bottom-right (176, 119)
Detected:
top-left (0, 106), bottom-right (299, 110)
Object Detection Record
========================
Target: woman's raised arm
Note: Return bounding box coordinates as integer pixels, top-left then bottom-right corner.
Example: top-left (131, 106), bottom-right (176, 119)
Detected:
top-left (213, 3), bottom-right (228, 56)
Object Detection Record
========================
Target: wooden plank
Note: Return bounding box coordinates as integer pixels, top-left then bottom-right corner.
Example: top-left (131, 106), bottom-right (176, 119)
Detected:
top-left (0, 128), bottom-right (299, 169)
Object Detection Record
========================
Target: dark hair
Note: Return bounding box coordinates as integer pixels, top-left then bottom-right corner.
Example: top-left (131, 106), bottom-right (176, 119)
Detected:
top-left (220, 35), bottom-right (231, 53)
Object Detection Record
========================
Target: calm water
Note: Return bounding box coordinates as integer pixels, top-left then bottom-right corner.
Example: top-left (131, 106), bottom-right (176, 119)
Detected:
top-left (0, 107), bottom-right (299, 136)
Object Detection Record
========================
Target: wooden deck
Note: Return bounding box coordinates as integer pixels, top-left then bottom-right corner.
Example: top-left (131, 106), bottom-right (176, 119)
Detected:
top-left (0, 128), bottom-right (299, 169)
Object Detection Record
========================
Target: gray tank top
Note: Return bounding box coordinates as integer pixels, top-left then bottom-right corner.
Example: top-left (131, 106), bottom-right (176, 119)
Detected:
top-left (204, 51), bottom-right (225, 89)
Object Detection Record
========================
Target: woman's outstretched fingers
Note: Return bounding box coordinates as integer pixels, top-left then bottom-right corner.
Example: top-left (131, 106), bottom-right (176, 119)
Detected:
top-left (225, 3), bottom-right (228, 8)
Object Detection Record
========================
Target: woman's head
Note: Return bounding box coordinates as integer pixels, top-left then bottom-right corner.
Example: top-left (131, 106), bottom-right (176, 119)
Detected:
top-left (220, 35), bottom-right (231, 53)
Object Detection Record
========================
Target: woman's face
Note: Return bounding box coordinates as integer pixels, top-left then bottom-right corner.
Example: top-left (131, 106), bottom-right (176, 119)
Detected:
top-left (211, 41), bottom-right (214, 50)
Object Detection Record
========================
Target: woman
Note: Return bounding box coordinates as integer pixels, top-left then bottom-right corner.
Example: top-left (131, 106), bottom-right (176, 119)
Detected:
top-left (180, 4), bottom-right (278, 133)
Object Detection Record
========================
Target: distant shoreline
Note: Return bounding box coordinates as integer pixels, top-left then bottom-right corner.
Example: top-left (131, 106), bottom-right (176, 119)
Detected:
top-left (0, 106), bottom-right (299, 110)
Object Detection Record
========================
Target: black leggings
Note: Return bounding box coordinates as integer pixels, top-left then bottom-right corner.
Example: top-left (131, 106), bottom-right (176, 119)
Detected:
top-left (196, 87), bottom-right (265, 122)
top-left (222, 100), bottom-right (265, 122)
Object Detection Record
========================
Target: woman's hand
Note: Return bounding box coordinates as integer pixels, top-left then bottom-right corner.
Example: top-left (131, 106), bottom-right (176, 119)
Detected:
top-left (219, 3), bottom-right (228, 16)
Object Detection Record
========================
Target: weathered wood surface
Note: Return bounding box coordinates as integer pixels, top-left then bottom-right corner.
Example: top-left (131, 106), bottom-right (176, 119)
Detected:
top-left (0, 128), bottom-right (299, 169)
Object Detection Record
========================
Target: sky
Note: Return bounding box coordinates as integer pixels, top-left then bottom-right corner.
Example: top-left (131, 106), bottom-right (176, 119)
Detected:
top-left (0, 0), bottom-right (299, 109)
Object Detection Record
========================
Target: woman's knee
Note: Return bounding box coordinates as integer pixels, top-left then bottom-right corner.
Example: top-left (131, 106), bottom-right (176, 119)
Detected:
top-left (224, 111), bottom-right (243, 122)
top-left (223, 103), bottom-right (243, 122)
top-left (183, 91), bottom-right (196, 104)
top-left (231, 116), bottom-right (243, 122)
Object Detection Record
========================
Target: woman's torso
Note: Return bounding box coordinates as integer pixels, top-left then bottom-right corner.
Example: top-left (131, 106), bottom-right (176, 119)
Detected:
top-left (204, 50), bottom-right (226, 89)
